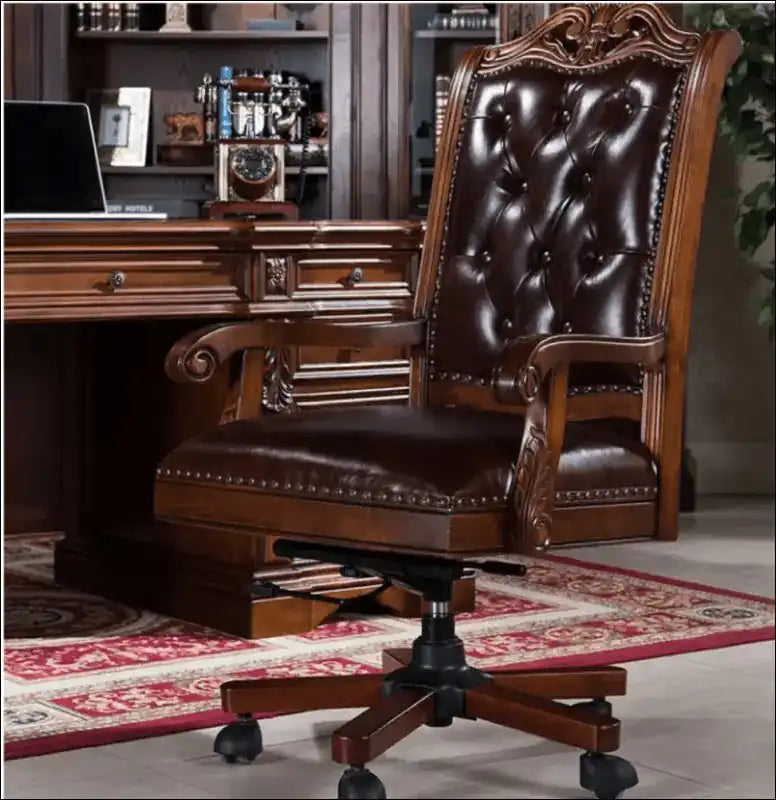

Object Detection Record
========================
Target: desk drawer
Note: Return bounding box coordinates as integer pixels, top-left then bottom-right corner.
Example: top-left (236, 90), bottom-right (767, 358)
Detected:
top-left (288, 252), bottom-right (415, 301)
top-left (5, 254), bottom-right (248, 319)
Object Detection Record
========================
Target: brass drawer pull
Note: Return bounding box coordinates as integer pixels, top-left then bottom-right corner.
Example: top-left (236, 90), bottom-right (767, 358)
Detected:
top-left (108, 270), bottom-right (126, 290)
top-left (344, 267), bottom-right (364, 286)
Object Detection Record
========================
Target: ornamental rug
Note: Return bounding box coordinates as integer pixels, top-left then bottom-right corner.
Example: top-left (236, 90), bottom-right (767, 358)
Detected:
top-left (4, 533), bottom-right (774, 760)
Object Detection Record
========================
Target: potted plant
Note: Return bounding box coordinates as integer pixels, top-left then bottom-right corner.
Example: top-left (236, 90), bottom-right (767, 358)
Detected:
top-left (691, 3), bottom-right (775, 338)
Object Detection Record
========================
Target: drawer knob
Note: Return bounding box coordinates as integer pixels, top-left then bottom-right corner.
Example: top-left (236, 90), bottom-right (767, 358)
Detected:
top-left (345, 267), bottom-right (364, 285)
top-left (108, 270), bottom-right (126, 290)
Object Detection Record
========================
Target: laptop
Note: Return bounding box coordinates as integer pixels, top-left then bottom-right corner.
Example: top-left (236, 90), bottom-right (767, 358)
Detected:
top-left (3, 100), bottom-right (167, 220)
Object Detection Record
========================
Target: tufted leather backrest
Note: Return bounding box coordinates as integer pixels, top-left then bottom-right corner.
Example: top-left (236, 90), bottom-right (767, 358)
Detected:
top-left (424, 4), bottom-right (701, 397)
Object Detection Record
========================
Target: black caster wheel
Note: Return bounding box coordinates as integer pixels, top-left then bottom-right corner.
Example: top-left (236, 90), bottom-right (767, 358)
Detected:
top-left (213, 713), bottom-right (263, 764)
top-left (337, 767), bottom-right (387, 799)
top-left (573, 698), bottom-right (613, 717)
top-left (580, 751), bottom-right (638, 800)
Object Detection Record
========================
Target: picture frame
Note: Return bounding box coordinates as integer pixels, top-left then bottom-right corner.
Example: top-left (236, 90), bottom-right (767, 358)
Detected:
top-left (87, 87), bottom-right (152, 167)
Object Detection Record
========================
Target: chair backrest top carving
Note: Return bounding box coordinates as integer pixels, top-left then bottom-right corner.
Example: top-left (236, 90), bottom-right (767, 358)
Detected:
top-left (481, 4), bottom-right (700, 72)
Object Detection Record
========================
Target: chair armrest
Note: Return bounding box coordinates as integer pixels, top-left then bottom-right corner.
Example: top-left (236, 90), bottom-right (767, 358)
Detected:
top-left (495, 330), bottom-right (666, 404)
top-left (503, 328), bottom-right (665, 553)
top-left (165, 318), bottom-right (427, 383)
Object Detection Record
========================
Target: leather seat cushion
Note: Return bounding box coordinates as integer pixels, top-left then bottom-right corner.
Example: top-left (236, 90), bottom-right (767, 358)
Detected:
top-left (158, 407), bottom-right (656, 514)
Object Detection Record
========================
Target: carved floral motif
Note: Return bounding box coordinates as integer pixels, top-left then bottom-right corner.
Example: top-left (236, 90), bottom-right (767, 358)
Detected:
top-left (262, 347), bottom-right (296, 413)
top-left (266, 257), bottom-right (288, 295)
top-left (482, 4), bottom-right (700, 73)
top-left (514, 422), bottom-right (553, 552)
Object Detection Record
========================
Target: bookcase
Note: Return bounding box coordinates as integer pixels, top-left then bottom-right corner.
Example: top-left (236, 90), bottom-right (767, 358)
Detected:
top-left (3, 2), bottom-right (383, 219)
top-left (3, 2), bottom-right (552, 221)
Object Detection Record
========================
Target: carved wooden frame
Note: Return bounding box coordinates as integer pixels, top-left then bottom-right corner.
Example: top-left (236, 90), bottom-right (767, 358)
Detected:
top-left (413, 3), bottom-right (741, 548)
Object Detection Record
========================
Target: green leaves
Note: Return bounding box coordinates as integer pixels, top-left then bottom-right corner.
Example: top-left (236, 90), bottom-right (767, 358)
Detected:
top-left (690, 3), bottom-right (775, 338)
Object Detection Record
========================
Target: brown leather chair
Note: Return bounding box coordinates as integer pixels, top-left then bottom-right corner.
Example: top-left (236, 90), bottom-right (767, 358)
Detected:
top-left (154, 6), bottom-right (739, 799)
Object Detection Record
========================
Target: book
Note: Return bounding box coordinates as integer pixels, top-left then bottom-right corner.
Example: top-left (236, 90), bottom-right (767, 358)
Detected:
top-left (434, 75), bottom-right (452, 153)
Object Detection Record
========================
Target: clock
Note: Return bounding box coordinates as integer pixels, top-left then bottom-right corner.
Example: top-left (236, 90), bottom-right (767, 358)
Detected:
top-left (230, 146), bottom-right (277, 199)
top-left (214, 140), bottom-right (286, 203)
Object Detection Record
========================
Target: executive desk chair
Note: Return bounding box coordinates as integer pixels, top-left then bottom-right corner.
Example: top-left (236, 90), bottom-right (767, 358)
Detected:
top-left (155, 6), bottom-right (739, 798)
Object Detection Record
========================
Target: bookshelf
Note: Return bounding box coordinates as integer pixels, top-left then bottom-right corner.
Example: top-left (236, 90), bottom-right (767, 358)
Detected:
top-left (4, 3), bottom-right (358, 220)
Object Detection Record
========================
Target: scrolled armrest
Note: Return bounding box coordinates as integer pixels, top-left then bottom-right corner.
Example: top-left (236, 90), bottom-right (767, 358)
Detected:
top-left (495, 329), bottom-right (666, 404)
top-left (165, 318), bottom-right (427, 383)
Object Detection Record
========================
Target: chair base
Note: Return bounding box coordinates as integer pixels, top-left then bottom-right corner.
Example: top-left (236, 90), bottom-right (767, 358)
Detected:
top-left (214, 616), bottom-right (638, 799)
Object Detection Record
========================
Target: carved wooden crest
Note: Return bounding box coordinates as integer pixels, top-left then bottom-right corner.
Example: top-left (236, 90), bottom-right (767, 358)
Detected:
top-left (482, 4), bottom-right (700, 73)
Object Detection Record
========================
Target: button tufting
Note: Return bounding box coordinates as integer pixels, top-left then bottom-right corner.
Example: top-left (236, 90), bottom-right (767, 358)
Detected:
top-left (503, 113), bottom-right (512, 127)
top-left (580, 171), bottom-right (592, 189)
top-left (481, 250), bottom-right (492, 264)
top-left (501, 318), bottom-right (514, 338)
top-left (623, 102), bottom-right (633, 115)
top-left (559, 108), bottom-right (571, 125)
top-left (587, 249), bottom-right (605, 266)
top-left (562, 321), bottom-right (573, 333)
top-left (519, 179), bottom-right (528, 194)
top-left (540, 250), bottom-right (552, 266)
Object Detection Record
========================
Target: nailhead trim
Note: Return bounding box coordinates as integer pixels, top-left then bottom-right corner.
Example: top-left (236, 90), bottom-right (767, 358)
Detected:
top-left (428, 372), bottom-right (643, 396)
top-left (567, 383), bottom-right (643, 397)
top-left (556, 485), bottom-right (657, 505)
top-left (156, 466), bottom-right (510, 512)
top-left (157, 467), bottom-right (656, 510)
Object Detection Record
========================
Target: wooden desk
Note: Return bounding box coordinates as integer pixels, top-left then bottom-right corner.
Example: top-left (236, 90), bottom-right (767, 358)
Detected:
top-left (4, 219), bottom-right (469, 638)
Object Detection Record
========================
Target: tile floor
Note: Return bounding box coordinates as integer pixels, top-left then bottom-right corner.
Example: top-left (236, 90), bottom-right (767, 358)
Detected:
top-left (4, 496), bottom-right (775, 799)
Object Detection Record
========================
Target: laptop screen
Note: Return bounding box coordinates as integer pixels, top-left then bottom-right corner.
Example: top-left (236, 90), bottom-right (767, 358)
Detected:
top-left (3, 101), bottom-right (106, 214)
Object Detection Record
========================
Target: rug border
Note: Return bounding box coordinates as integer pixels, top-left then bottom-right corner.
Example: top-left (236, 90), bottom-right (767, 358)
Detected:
top-left (544, 553), bottom-right (776, 605)
top-left (5, 624), bottom-right (773, 761)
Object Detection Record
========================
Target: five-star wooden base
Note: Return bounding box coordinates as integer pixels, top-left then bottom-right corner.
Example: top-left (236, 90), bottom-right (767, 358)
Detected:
top-left (219, 648), bottom-right (628, 765)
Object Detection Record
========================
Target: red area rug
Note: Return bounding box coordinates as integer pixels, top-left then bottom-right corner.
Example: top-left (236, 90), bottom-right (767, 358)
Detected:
top-left (4, 533), bottom-right (774, 760)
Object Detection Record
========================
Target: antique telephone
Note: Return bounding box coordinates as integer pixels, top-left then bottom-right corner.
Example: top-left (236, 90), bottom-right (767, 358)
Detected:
top-left (196, 67), bottom-right (313, 220)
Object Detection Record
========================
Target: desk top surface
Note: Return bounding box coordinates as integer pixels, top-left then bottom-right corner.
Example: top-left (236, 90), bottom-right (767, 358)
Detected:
top-left (4, 218), bottom-right (425, 252)
top-left (3, 218), bottom-right (424, 323)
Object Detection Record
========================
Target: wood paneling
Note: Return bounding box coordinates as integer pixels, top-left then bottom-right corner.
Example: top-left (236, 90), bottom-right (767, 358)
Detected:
top-left (4, 3), bottom-right (15, 98)
top-left (3, 324), bottom-right (66, 533)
